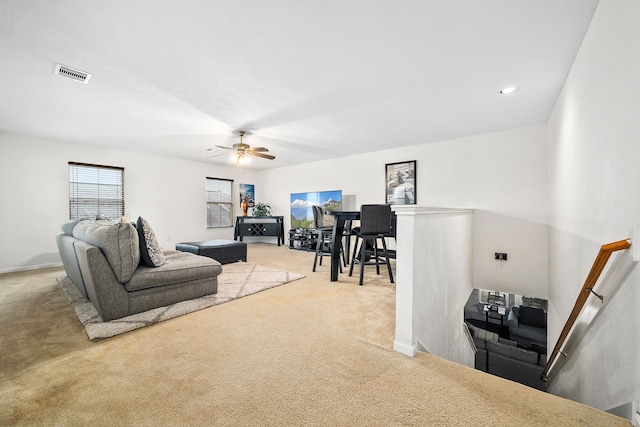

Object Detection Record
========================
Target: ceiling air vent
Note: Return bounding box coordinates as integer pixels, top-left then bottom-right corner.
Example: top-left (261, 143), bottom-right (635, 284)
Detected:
top-left (54, 63), bottom-right (92, 84)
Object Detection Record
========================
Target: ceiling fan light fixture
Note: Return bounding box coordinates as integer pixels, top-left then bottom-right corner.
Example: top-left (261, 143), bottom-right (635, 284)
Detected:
top-left (233, 152), bottom-right (249, 167)
top-left (208, 129), bottom-right (275, 167)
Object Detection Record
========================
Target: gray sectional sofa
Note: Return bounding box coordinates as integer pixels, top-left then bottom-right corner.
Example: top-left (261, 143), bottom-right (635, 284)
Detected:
top-left (56, 218), bottom-right (222, 321)
top-left (468, 323), bottom-right (547, 391)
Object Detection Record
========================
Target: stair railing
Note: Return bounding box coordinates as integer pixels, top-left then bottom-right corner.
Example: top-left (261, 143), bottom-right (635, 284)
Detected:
top-left (541, 239), bottom-right (631, 382)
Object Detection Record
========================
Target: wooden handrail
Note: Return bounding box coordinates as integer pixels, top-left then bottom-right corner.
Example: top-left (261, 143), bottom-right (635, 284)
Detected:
top-left (541, 239), bottom-right (631, 382)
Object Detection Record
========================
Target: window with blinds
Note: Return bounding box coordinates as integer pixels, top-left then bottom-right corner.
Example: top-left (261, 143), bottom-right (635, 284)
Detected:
top-left (69, 162), bottom-right (124, 220)
top-left (206, 177), bottom-right (233, 228)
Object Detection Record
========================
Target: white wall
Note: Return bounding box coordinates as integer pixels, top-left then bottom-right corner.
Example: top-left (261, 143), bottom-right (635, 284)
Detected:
top-left (0, 132), bottom-right (259, 273)
top-left (1, 123), bottom-right (549, 301)
top-left (546, 0), bottom-right (640, 412)
top-left (392, 207), bottom-right (474, 368)
top-left (260, 125), bottom-right (549, 298)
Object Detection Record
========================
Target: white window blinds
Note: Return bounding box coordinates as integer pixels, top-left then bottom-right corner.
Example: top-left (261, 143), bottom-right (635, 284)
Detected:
top-left (69, 162), bottom-right (124, 220)
top-left (206, 177), bottom-right (233, 228)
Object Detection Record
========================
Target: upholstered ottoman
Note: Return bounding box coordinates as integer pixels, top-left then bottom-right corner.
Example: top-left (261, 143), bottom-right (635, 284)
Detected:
top-left (176, 239), bottom-right (247, 265)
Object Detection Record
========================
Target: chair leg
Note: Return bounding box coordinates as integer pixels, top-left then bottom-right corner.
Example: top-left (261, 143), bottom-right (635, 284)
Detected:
top-left (334, 233), bottom-right (345, 271)
top-left (348, 235), bottom-right (394, 285)
top-left (349, 235), bottom-right (359, 277)
top-left (352, 235), bottom-right (360, 266)
top-left (312, 231), bottom-right (322, 272)
top-left (342, 235), bottom-right (350, 265)
top-left (358, 237), bottom-right (368, 286)
top-left (343, 220), bottom-right (352, 265)
top-left (373, 239), bottom-right (381, 275)
top-left (314, 231), bottom-right (343, 272)
top-left (342, 232), bottom-right (351, 267)
top-left (341, 240), bottom-right (348, 267)
top-left (336, 234), bottom-right (343, 273)
top-left (381, 238), bottom-right (394, 283)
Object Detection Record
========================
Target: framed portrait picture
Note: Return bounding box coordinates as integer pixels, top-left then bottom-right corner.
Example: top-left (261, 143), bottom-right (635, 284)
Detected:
top-left (385, 161), bottom-right (416, 205)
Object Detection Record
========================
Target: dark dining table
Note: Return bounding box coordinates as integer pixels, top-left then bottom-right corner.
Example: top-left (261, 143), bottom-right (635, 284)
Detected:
top-left (328, 211), bottom-right (360, 282)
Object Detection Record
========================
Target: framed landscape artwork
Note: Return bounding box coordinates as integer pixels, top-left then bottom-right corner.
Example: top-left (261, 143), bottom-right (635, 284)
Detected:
top-left (385, 161), bottom-right (416, 205)
top-left (290, 190), bottom-right (342, 228)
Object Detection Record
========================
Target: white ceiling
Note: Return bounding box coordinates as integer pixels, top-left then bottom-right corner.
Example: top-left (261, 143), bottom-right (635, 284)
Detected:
top-left (0, 1), bottom-right (598, 170)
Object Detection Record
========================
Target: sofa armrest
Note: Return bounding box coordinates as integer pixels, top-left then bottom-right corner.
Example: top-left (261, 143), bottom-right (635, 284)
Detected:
top-left (475, 348), bottom-right (488, 372)
top-left (56, 233), bottom-right (88, 299)
top-left (74, 240), bottom-right (130, 321)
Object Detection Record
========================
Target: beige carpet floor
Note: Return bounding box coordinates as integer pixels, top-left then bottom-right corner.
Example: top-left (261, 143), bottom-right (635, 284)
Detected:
top-left (58, 262), bottom-right (304, 341)
top-left (0, 243), bottom-right (630, 426)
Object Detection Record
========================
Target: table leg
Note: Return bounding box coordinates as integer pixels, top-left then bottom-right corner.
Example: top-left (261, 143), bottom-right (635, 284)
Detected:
top-left (233, 218), bottom-right (240, 241)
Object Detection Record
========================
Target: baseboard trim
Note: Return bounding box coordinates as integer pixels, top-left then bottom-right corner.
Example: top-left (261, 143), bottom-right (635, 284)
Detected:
top-left (393, 340), bottom-right (416, 357)
top-left (0, 262), bottom-right (63, 274)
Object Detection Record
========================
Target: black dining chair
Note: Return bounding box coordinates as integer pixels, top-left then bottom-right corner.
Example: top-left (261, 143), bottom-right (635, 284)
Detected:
top-left (312, 205), bottom-right (345, 272)
top-left (348, 204), bottom-right (394, 286)
top-left (384, 212), bottom-right (397, 260)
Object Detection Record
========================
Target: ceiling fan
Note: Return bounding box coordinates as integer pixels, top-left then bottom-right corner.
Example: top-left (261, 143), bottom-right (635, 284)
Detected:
top-left (207, 130), bottom-right (275, 166)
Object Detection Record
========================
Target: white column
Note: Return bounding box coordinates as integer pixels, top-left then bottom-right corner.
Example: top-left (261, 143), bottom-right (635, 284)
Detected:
top-left (392, 208), bottom-right (418, 356)
top-left (392, 206), bottom-right (475, 366)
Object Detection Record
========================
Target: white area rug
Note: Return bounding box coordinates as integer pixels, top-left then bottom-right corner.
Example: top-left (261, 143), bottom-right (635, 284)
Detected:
top-left (58, 262), bottom-right (304, 341)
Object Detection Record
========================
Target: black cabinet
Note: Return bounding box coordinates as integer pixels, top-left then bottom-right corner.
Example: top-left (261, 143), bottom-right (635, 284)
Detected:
top-left (289, 228), bottom-right (319, 251)
top-left (234, 216), bottom-right (285, 245)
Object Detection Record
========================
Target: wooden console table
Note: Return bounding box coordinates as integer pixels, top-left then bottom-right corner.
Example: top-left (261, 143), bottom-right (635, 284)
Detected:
top-left (234, 216), bottom-right (285, 246)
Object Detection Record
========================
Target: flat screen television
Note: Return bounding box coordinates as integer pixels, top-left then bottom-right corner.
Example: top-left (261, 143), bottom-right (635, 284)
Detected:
top-left (290, 190), bottom-right (342, 229)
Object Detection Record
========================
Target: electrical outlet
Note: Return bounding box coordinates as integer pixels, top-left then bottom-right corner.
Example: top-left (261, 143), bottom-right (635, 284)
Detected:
top-left (495, 252), bottom-right (508, 261)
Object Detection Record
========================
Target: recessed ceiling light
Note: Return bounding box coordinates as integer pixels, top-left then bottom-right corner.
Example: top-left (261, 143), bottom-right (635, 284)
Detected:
top-left (500, 86), bottom-right (517, 95)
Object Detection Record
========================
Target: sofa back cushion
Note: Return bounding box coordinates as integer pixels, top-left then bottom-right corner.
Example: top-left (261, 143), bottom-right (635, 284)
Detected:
top-left (73, 220), bottom-right (140, 283)
top-left (487, 340), bottom-right (539, 365)
top-left (518, 306), bottom-right (547, 328)
top-left (467, 323), bottom-right (499, 343)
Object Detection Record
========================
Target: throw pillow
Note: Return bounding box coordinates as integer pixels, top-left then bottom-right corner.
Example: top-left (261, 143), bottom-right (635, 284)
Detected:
top-left (467, 324), bottom-right (499, 343)
top-left (506, 310), bottom-right (519, 328)
top-left (137, 217), bottom-right (166, 267)
top-left (61, 219), bottom-right (81, 235)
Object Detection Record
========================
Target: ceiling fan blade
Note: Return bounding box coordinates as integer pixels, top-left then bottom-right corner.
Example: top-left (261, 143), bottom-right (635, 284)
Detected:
top-left (214, 145), bottom-right (234, 150)
top-left (249, 152), bottom-right (275, 160)
top-left (206, 151), bottom-right (226, 159)
top-left (248, 147), bottom-right (269, 152)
